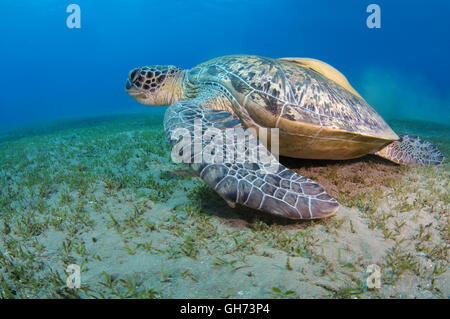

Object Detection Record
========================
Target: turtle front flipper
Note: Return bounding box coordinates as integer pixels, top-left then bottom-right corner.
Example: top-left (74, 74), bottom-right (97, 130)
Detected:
top-left (164, 92), bottom-right (339, 219)
top-left (375, 134), bottom-right (444, 166)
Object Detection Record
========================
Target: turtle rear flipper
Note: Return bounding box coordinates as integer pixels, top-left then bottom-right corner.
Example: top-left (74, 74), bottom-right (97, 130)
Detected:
top-left (375, 134), bottom-right (444, 166)
top-left (164, 91), bottom-right (339, 219)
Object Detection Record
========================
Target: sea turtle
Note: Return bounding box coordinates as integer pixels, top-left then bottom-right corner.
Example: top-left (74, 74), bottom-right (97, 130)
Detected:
top-left (125, 55), bottom-right (444, 220)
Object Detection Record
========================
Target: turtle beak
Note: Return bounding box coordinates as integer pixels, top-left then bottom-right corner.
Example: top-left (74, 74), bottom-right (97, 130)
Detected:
top-left (125, 79), bottom-right (139, 94)
top-left (125, 68), bottom-right (141, 91)
top-left (126, 81), bottom-right (146, 100)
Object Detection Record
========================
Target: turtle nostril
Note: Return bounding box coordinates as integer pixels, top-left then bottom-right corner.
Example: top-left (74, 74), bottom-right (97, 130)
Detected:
top-left (125, 79), bottom-right (133, 90)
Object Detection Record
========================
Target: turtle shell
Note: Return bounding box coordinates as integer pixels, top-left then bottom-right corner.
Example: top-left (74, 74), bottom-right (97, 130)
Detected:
top-left (187, 55), bottom-right (398, 160)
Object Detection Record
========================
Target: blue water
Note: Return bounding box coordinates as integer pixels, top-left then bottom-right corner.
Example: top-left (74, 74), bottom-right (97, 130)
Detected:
top-left (1, 0), bottom-right (449, 129)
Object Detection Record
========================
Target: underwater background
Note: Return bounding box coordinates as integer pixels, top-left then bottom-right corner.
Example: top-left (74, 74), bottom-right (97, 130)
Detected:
top-left (0, 0), bottom-right (449, 129)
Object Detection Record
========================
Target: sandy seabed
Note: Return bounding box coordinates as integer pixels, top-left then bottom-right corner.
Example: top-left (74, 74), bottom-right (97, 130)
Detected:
top-left (0, 111), bottom-right (448, 298)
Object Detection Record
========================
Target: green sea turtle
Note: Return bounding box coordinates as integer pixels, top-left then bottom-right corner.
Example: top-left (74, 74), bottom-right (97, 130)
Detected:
top-left (125, 55), bottom-right (444, 220)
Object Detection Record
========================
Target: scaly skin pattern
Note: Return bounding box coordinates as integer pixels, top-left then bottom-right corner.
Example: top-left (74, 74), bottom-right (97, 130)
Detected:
top-left (375, 134), bottom-right (444, 166)
top-left (164, 90), bottom-right (339, 219)
top-left (185, 55), bottom-right (398, 140)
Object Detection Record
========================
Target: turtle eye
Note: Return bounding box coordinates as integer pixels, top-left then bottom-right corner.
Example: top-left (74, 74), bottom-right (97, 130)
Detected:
top-left (129, 69), bottom-right (139, 82)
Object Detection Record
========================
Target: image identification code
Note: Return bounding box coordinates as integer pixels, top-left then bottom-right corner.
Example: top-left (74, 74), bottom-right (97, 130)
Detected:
top-left (180, 303), bottom-right (270, 316)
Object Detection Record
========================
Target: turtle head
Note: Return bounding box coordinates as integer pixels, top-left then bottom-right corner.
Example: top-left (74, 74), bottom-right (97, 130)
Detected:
top-left (125, 65), bottom-right (185, 106)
